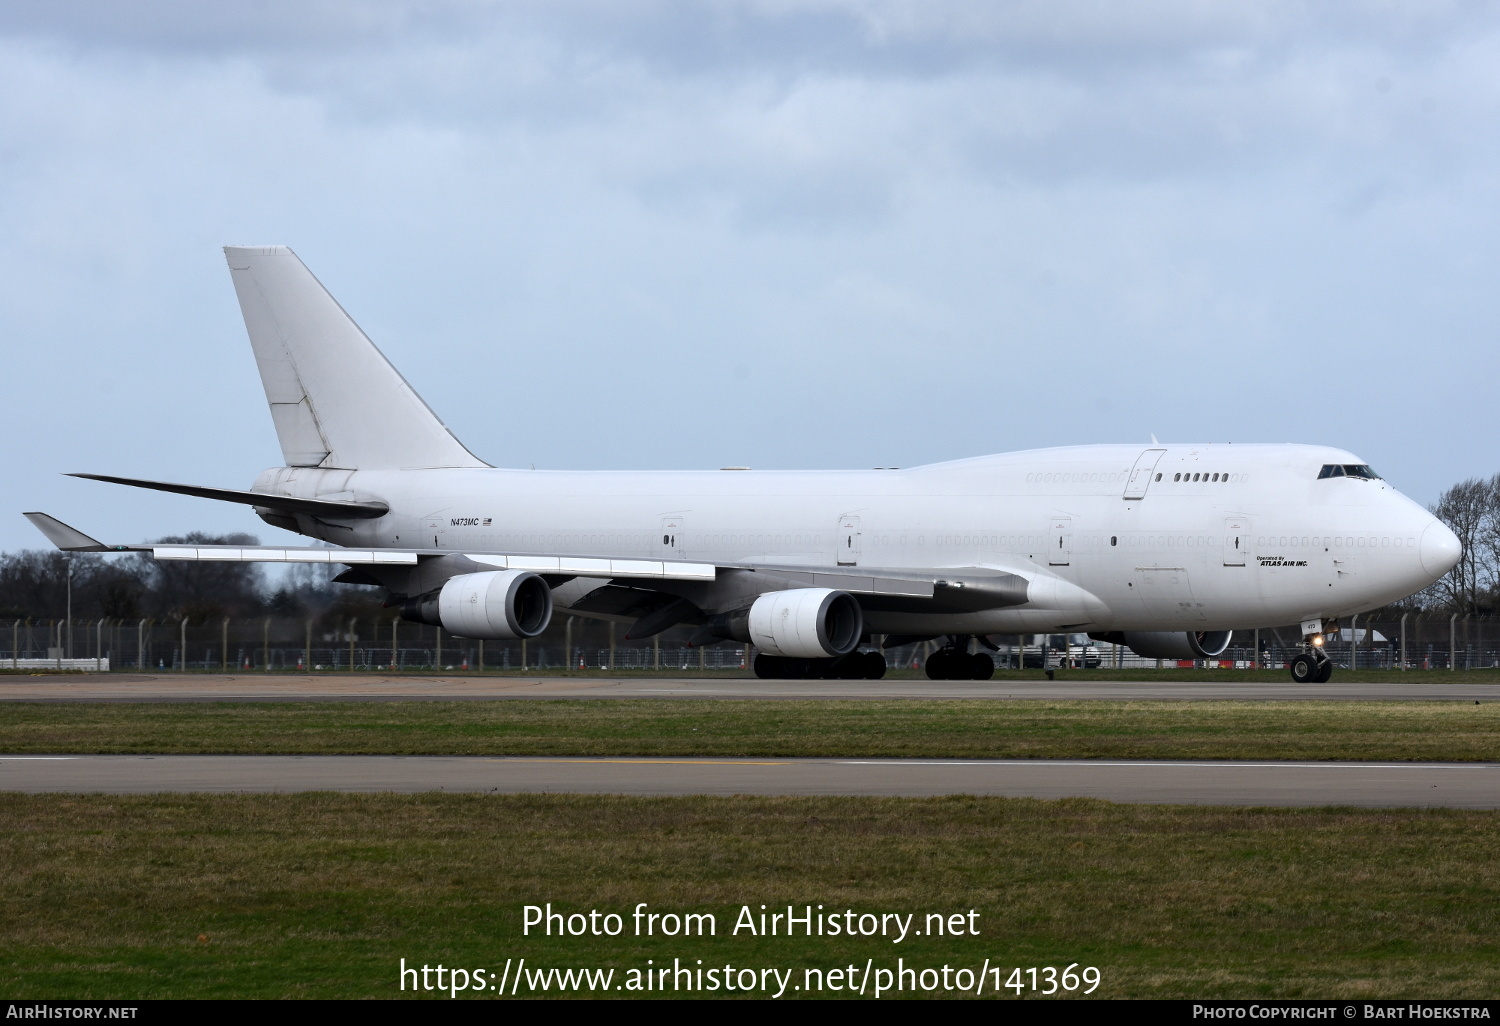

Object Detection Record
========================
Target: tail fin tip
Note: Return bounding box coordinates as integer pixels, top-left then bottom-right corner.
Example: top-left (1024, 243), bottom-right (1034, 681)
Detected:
top-left (223, 245), bottom-right (488, 472)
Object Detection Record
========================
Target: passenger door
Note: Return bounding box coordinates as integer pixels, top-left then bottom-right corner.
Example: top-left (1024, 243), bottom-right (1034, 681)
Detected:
top-left (1223, 516), bottom-right (1250, 566)
top-left (837, 515), bottom-right (861, 566)
top-left (424, 511), bottom-right (448, 550)
top-left (1049, 516), bottom-right (1072, 566)
top-left (660, 514), bottom-right (686, 560)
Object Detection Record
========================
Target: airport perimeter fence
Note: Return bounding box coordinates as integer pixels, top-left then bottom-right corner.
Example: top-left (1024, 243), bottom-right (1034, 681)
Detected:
top-left (0, 616), bottom-right (753, 673)
top-left (2, 613), bottom-right (1498, 673)
top-left (986, 612), bottom-right (1500, 671)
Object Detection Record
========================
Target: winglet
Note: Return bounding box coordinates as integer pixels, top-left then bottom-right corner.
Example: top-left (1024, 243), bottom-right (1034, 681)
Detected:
top-left (22, 513), bottom-right (112, 552)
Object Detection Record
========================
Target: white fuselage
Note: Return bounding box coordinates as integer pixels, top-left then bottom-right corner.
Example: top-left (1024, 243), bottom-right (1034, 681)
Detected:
top-left (255, 442), bottom-right (1455, 635)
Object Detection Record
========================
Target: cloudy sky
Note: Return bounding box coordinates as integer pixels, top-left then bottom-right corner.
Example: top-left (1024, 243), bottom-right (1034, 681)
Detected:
top-left (2, 1), bottom-right (1497, 552)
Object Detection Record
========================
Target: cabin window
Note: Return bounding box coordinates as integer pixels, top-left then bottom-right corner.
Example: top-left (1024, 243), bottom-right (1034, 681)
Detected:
top-left (1110, 536), bottom-right (1117, 546)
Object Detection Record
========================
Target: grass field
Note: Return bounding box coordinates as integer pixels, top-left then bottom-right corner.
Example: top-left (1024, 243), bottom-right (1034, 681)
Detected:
top-left (4, 696), bottom-right (1495, 1000)
top-left (0, 793), bottom-right (1495, 999)
top-left (1, 699), bottom-right (1498, 761)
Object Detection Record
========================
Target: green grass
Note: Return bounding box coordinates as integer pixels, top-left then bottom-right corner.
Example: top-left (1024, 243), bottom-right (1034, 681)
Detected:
top-left (0, 793), bottom-right (1496, 999)
top-left (2, 699), bottom-right (1499, 761)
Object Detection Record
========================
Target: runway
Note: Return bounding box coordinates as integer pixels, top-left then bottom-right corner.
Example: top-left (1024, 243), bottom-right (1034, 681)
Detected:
top-left (1, 672), bottom-right (1498, 702)
top-left (1, 754), bottom-right (1496, 807)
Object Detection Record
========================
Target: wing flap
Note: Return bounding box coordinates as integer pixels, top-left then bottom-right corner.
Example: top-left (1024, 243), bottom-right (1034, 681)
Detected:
top-left (747, 568), bottom-right (933, 598)
top-left (146, 545), bottom-right (714, 580)
top-left (465, 553), bottom-right (716, 581)
top-left (153, 546), bottom-right (420, 565)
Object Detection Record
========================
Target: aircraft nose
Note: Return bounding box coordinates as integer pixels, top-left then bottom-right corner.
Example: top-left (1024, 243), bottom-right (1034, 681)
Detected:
top-left (1419, 519), bottom-right (1461, 579)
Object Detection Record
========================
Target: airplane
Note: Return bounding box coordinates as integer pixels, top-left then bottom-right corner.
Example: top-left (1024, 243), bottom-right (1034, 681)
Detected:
top-left (25, 246), bottom-right (1462, 683)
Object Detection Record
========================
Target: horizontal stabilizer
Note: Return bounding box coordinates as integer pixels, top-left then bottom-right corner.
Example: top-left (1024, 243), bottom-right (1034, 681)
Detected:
top-left (22, 513), bottom-right (115, 552)
top-left (69, 473), bottom-right (389, 520)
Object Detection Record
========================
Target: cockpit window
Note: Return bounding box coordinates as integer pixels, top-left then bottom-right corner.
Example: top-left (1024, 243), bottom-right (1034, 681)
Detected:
top-left (1318, 464), bottom-right (1382, 480)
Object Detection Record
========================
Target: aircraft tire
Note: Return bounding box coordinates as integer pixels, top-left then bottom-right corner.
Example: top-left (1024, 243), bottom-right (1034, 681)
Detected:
top-left (969, 653), bottom-right (995, 680)
top-left (828, 654), bottom-right (863, 680)
top-left (753, 654), bottom-right (782, 679)
top-left (863, 651), bottom-right (887, 680)
top-left (925, 653), bottom-right (951, 680)
top-left (1288, 653), bottom-right (1319, 683)
top-left (1314, 658), bottom-right (1334, 683)
top-left (754, 654), bottom-right (811, 679)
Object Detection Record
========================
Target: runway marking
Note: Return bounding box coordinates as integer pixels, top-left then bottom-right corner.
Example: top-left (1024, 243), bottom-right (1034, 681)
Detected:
top-left (493, 758), bottom-right (789, 766)
top-left (0, 756), bottom-right (78, 761)
top-left (838, 760), bottom-right (1500, 770)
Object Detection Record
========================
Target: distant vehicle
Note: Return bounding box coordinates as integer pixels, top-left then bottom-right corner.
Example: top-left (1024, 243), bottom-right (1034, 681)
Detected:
top-left (1012, 633), bottom-right (1100, 669)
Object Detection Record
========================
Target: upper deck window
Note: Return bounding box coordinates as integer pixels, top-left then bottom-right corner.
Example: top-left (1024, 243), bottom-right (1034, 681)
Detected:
top-left (1318, 464), bottom-right (1382, 481)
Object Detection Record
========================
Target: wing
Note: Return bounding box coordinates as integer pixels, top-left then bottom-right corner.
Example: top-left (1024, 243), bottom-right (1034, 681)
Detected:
top-left (22, 513), bottom-right (713, 580)
top-left (24, 514), bottom-right (1030, 637)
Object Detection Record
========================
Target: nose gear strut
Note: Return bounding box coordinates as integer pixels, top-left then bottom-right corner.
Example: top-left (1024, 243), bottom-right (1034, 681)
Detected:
top-left (1288, 620), bottom-right (1336, 684)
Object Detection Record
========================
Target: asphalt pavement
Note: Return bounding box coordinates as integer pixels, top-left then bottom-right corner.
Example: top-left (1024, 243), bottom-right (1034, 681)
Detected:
top-left (1, 754), bottom-right (1496, 807)
top-left (1, 672), bottom-right (1497, 702)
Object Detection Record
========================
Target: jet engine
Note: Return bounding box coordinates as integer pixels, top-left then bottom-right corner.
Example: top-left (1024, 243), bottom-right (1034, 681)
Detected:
top-left (745, 587), bottom-right (863, 658)
top-left (401, 569), bottom-right (552, 639)
top-left (1114, 630), bottom-right (1233, 660)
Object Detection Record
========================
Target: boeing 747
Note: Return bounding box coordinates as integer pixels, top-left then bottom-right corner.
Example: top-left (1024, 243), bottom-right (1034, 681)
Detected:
top-left (26, 247), bottom-right (1461, 682)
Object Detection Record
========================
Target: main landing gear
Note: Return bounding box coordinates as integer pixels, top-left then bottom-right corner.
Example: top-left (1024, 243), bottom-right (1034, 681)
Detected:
top-left (753, 650), bottom-right (887, 680)
top-left (1288, 621), bottom-right (1335, 684)
top-left (925, 636), bottom-right (995, 681)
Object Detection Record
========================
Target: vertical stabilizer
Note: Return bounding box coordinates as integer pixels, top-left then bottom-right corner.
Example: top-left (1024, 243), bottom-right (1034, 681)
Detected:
top-left (224, 246), bottom-right (488, 471)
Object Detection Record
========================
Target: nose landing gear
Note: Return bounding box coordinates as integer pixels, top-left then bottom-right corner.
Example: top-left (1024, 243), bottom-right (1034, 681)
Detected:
top-left (1288, 651), bottom-right (1333, 683)
top-left (1288, 620), bottom-right (1335, 683)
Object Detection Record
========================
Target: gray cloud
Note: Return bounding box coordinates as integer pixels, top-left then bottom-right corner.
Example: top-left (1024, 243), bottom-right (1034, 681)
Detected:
top-left (1, 2), bottom-right (1498, 552)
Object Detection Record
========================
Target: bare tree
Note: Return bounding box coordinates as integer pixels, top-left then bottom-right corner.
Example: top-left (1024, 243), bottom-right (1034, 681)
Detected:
top-left (134, 533), bottom-right (267, 620)
top-left (1482, 472), bottom-right (1500, 606)
top-left (1429, 477), bottom-right (1499, 614)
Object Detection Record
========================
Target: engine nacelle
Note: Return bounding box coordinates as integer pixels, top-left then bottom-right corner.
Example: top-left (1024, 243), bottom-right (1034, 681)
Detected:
top-left (747, 588), bottom-right (863, 658)
top-left (1120, 630), bottom-right (1233, 660)
top-left (403, 570), bottom-right (553, 639)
